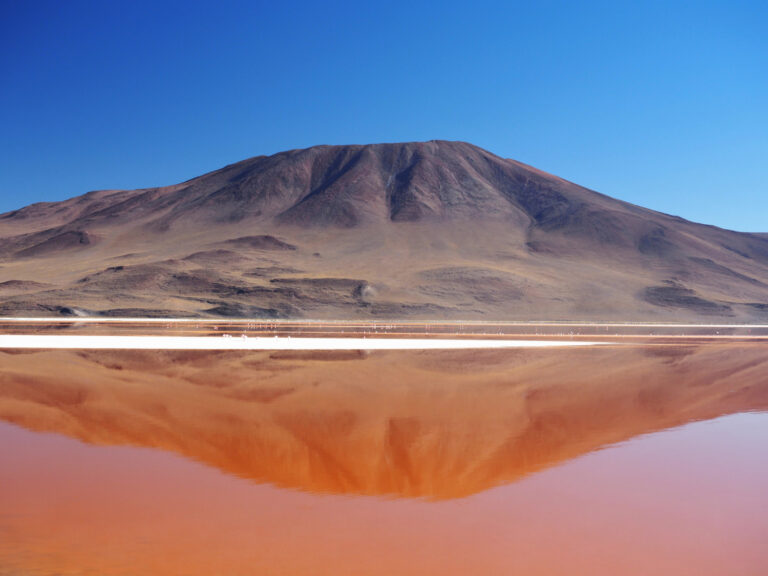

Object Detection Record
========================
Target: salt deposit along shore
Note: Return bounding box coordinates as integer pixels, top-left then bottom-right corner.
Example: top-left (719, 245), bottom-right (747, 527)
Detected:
top-left (2, 318), bottom-right (768, 328)
top-left (0, 335), bottom-right (605, 351)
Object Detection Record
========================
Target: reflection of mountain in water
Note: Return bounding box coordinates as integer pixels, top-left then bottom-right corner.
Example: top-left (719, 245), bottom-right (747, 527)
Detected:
top-left (1, 344), bottom-right (767, 499)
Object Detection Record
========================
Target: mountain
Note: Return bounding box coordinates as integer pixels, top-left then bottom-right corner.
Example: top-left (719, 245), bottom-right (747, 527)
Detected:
top-left (1, 140), bottom-right (767, 320)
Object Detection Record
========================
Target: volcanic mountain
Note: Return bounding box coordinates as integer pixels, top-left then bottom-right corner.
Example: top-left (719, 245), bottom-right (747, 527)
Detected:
top-left (1, 140), bottom-right (767, 320)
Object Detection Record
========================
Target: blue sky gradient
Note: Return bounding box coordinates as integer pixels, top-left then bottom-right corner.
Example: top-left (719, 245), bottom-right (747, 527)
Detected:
top-left (1, 1), bottom-right (766, 231)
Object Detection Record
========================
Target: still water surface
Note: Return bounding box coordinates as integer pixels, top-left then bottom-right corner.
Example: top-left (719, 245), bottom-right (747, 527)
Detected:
top-left (1, 343), bottom-right (767, 574)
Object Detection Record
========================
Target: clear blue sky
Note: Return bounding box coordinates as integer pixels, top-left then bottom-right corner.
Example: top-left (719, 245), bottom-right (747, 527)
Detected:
top-left (1, 0), bottom-right (766, 231)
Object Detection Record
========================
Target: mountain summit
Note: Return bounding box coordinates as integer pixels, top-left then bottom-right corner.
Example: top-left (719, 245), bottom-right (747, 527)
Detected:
top-left (1, 141), bottom-right (767, 320)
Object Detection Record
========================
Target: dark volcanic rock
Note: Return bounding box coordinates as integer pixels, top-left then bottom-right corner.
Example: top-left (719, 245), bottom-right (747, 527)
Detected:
top-left (15, 230), bottom-right (94, 258)
top-left (220, 235), bottom-right (297, 251)
top-left (642, 283), bottom-right (732, 315)
top-left (638, 227), bottom-right (676, 257)
top-left (98, 308), bottom-right (187, 318)
top-left (0, 280), bottom-right (49, 292)
top-left (0, 302), bottom-right (84, 316)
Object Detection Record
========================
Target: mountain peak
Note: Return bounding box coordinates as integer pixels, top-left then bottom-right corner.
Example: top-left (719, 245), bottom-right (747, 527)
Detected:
top-left (1, 141), bottom-right (768, 321)
top-left (148, 138), bottom-right (577, 229)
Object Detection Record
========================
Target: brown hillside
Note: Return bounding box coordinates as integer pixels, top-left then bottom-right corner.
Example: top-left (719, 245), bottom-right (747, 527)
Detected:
top-left (1, 141), bottom-right (767, 320)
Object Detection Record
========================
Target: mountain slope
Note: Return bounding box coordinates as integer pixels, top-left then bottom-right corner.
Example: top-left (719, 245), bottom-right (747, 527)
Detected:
top-left (1, 140), bottom-right (767, 320)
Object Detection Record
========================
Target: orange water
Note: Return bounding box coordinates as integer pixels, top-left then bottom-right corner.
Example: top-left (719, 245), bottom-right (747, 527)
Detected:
top-left (1, 345), bottom-right (767, 575)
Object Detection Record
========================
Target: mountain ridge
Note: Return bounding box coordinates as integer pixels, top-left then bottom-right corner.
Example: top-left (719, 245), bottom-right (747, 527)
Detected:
top-left (1, 140), bottom-right (767, 320)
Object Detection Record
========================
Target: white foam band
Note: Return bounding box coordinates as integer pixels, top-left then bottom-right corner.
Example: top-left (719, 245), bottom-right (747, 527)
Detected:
top-left (0, 335), bottom-right (604, 350)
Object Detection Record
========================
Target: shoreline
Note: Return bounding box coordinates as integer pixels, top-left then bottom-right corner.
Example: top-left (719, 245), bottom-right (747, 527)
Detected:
top-left (1, 317), bottom-right (767, 328)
